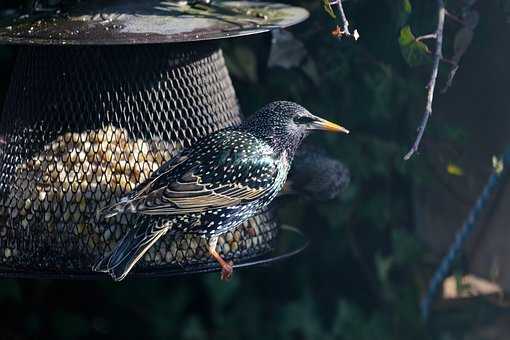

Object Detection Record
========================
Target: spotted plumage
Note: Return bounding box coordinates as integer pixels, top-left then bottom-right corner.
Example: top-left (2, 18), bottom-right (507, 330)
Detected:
top-left (93, 101), bottom-right (349, 281)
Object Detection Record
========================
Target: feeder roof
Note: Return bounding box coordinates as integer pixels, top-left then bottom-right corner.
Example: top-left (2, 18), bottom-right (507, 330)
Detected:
top-left (0, 0), bottom-right (309, 45)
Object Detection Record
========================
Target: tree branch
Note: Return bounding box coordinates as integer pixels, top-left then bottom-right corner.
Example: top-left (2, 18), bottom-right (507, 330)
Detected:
top-left (330, 0), bottom-right (359, 40)
top-left (415, 33), bottom-right (437, 42)
top-left (404, 0), bottom-right (445, 160)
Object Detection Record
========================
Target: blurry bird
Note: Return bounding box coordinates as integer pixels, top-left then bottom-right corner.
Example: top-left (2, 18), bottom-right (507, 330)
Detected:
top-left (283, 144), bottom-right (350, 201)
top-left (94, 101), bottom-right (349, 281)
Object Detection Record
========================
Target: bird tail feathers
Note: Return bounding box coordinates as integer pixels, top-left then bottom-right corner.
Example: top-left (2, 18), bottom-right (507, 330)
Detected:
top-left (93, 220), bottom-right (170, 281)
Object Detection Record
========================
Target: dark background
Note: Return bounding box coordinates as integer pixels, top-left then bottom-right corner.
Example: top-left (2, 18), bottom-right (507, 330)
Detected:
top-left (0, 0), bottom-right (509, 339)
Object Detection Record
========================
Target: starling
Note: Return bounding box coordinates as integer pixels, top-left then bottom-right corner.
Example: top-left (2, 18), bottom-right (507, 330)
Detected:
top-left (283, 144), bottom-right (350, 201)
top-left (93, 101), bottom-right (349, 281)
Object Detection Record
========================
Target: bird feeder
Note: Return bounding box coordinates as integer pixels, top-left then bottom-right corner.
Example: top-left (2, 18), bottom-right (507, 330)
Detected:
top-left (0, 0), bottom-right (308, 278)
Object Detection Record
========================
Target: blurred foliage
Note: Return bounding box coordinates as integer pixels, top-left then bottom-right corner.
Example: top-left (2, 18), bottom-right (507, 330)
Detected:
top-left (399, 25), bottom-right (431, 66)
top-left (0, 0), bottom-right (497, 339)
top-left (321, 0), bottom-right (335, 19)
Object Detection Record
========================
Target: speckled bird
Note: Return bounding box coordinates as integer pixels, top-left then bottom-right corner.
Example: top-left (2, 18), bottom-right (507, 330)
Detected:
top-left (93, 101), bottom-right (349, 281)
top-left (283, 144), bottom-right (350, 201)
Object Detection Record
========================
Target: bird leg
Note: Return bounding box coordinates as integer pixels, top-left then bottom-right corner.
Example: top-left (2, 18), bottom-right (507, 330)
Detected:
top-left (208, 236), bottom-right (234, 281)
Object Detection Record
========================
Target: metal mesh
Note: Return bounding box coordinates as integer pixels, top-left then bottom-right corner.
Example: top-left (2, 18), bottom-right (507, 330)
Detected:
top-left (0, 43), bottom-right (279, 276)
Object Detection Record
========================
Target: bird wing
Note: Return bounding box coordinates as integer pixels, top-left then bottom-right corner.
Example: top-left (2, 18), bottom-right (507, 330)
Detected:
top-left (130, 144), bottom-right (281, 216)
top-left (125, 149), bottom-right (191, 201)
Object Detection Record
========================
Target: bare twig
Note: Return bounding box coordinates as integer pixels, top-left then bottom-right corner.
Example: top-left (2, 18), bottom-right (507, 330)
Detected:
top-left (335, 0), bottom-right (351, 35)
top-left (330, 0), bottom-right (359, 40)
top-left (415, 33), bottom-right (437, 42)
top-left (404, 0), bottom-right (445, 160)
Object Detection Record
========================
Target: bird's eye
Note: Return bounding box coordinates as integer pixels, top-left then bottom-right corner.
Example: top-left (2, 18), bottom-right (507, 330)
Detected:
top-left (293, 116), bottom-right (315, 125)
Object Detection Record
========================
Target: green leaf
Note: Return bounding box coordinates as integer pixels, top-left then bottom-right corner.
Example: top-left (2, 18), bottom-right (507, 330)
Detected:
top-left (447, 163), bottom-right (464, 176)
top-left (399, 25), bottom-right (431, 66)
top-left (322, 0), bottom-right (336, 19)
top-left (397, 0), bottom-right (412, 27)
top-left (386, 0), bottom-right (412, 29)
top-left (402, 0), bottom-right (412, 13)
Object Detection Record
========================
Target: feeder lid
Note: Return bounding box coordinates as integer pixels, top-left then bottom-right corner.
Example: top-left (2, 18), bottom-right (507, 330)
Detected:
top-left (0, 0), bottom-right (309, 45)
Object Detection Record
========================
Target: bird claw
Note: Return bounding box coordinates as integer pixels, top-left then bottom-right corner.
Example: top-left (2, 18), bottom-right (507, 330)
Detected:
top-left (220, 261), bottom-right (234, 281)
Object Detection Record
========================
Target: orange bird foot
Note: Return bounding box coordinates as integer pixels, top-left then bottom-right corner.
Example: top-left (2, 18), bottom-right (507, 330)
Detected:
top-left (220, 260), bottom-right (234, 281)
top-left (208, 238), bottom-right (235, 281)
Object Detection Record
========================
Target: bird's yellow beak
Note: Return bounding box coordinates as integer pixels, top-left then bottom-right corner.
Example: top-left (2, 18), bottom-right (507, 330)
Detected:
top-left (310, 116), bottom-right (349, 134)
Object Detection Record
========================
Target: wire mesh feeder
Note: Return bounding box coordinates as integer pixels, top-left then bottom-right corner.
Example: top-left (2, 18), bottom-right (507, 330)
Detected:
top-left (0, 42), bottom-right (306, 279)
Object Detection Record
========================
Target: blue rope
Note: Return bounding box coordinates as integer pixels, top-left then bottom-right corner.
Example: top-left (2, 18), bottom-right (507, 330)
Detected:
top-left (420, 150), bottom-right (510, 320)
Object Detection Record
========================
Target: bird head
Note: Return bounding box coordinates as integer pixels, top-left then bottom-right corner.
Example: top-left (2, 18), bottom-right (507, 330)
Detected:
top-left (241, 101), bottom-right (349, 156)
